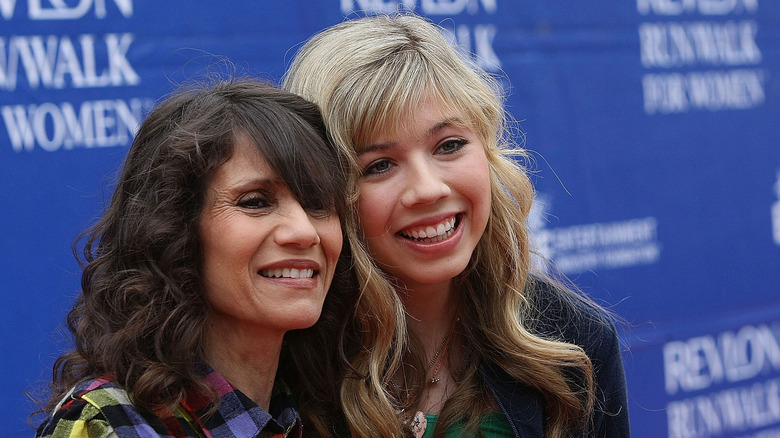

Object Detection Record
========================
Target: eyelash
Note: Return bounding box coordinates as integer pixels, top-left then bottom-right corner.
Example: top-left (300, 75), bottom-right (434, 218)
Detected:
top-left (237, 192), bottom-right (272, 209)
top-left (237, 190), bottom-right (336, 220)
top-left (362, 159), bottom-right (392, 176)
top-left (437, 138), bottom-right (468, 154)
top-left (361, 138), bottom-right (469, 177)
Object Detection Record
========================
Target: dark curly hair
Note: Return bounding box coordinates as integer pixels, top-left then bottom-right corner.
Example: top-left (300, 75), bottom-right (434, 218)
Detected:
top-left (39, 77), bottom-right (351, 417)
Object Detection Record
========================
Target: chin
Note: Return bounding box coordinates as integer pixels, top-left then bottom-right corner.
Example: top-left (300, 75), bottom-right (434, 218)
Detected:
top-left (286, 310), bottom-right (324, 330)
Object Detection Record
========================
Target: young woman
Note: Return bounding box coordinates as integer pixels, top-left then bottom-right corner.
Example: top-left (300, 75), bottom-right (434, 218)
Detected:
top-left (34, 78), bottom-right (351, 438)
top-left (283, 14), bottom-right (630, 438)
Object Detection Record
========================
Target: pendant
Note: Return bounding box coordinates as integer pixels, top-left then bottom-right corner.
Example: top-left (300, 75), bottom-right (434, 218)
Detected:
top-left (410, 411), bottom-right (427, 438)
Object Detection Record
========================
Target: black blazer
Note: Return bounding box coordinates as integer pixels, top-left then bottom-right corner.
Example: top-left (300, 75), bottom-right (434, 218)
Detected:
top-left (479, 279), bottom-right (631, 437)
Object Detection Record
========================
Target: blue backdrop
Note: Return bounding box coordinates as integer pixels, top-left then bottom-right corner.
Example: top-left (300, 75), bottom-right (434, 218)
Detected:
top-left (2, 1), bottom-right (779, 437)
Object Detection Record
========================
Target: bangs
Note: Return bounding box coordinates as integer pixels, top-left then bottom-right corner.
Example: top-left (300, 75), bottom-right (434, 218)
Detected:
top-left (348, 49), bottom-right (494, 149)
top-left (238, 106), bottom-right (345, 215)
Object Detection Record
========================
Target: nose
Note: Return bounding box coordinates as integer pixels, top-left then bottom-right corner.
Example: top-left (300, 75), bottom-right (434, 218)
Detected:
top-left (274, 201), bottom-right (321, 248)
top-left (400, 158), bottom-right (451, 208)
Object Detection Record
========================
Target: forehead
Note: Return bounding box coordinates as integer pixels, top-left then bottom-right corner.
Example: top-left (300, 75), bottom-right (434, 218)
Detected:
top-left (209, 136), bottom-right (275, 185)
top-left (366, 96), bottom-right (469, 143)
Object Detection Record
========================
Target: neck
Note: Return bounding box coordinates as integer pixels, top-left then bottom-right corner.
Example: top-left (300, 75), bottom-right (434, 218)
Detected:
top-left (202, 316), bottom-right (284, 411)
top-left (398, 280), bottom-right (458, 357)
top-left (396, 281), bottom-right (461, 416)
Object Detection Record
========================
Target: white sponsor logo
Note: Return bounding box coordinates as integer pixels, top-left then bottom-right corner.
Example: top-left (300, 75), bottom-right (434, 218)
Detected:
top-left (0, 33), bottom-right (140, 91)
top-left (639, 20), bottom-right (761, 68)
top-left (339, 0), bottom-right (501, 72)
top-left (637, 0), bottom-right (758, 16)
top-left (663, 322), bottom-right (780, 438)
top-left (529, 195), bottom-right (661, 273)
top-left (642, 68), bottom-right (765, 114)
top-left (2, 97), bottom-right (150, 152)
top-left (637, 0), bottom-right (765, 114)
top-left (441, 24), bottom-right (500, 71)
top-left (341, 0), bottom-right (496, 15)
top-left (0, 0), bottom-right (133, 20)
top-left (1, 1), bottom-right (142, 152)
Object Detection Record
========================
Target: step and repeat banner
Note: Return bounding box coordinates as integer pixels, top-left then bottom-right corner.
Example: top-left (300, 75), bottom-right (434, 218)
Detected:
top-left (2, 1), bottom-right (778, 437)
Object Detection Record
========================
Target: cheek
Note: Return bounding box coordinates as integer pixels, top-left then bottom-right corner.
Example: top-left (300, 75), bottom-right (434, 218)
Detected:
top-left (202, 224), bottom-right (248, 263)
top-left (474, 164), bottom-right (492, 201)
top-left (461, 156), bottom-right (492, 225)
top-left (356, 187), bottom-right (393, 239)
top-left (322, 220), bottom-right (344, 261)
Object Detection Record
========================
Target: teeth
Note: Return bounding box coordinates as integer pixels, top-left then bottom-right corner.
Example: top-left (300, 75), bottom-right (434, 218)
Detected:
top-left (260, 268), bottom-right (314, 278)
top-left (401, 217), bottom-right (457, 242)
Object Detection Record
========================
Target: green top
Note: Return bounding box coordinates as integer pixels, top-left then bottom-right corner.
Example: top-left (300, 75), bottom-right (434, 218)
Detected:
top-left (421, 412), bottom-right (514, 438)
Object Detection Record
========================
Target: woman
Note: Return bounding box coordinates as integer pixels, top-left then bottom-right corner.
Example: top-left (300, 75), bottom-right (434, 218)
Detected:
top-left (34, 78), bottom-right (350, 437)
top-left (283, 14), bottom-right (630, 438)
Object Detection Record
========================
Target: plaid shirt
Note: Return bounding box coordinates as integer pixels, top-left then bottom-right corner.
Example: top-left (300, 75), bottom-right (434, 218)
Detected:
top-left (36, 366), bottom-right (302, 438)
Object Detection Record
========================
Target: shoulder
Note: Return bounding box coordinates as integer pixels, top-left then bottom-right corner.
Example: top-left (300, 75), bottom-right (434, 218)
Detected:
top-left (526, 277), bottom-right (632, 435)
top-left (36, 377), bottom-right (185, 438)
top-left (36, 377), bottom-right (126, 438)
top-left (525, 277), bottom-right (620, 365)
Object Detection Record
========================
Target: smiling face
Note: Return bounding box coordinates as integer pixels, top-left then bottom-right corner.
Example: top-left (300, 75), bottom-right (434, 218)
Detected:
top-left (199, 136), bottom-right (343, 336)
top-left (355, 98), bottom-right (491, 293)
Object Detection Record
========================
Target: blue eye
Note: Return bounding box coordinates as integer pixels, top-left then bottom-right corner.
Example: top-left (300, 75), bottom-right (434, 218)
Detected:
top-left (437, 138), bottom-right (468, 154)
top-left (362, 159), bottom-right (394, 176)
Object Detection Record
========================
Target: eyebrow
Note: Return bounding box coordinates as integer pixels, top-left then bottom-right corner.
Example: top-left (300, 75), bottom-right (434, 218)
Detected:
top-left (230, 177), bottom-right (283, 192)
top-left (356, 117), bottom-right (465, 155)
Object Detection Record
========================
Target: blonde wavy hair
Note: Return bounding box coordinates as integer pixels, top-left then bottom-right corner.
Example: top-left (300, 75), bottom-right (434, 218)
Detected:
top-left (284, 13), bottom-right (595, 437)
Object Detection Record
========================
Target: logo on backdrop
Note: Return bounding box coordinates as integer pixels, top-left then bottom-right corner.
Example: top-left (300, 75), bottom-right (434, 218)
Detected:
top-left (663, 322), bottom-right (780, 438)
top-left (528, 194), bottom-right (662, 274)
top-left (0, 0), bottom-right (133, 20)
top-left (341, 0), bottom-right (501, 72)
top-left (1, 0), bottom-right (152, 153)
top-left (637, 0), bottom-right (767, 115)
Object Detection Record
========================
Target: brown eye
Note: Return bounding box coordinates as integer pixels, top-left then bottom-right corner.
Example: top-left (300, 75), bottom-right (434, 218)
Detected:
top-left (237, 192), bottom-right (271, 209)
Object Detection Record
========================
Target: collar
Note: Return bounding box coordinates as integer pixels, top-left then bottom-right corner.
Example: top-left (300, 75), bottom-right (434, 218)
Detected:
top-left (179, 363), bottom-right (302, 438)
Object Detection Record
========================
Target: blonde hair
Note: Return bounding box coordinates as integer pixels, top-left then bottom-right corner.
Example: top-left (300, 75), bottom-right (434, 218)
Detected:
top-left (284, 13), bottom-right (595, 437)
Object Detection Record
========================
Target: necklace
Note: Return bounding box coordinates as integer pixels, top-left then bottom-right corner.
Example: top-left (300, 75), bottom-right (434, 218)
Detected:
top-left (426, 313), bottom-right (459, 384)
top-left (405, 313), bottom-right (460, 438)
